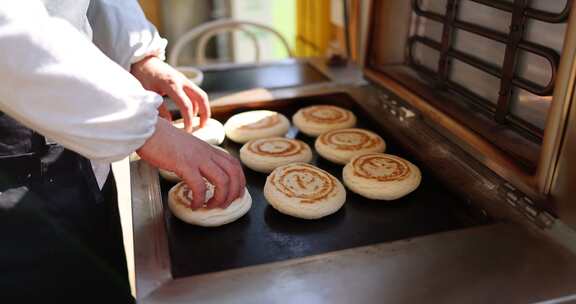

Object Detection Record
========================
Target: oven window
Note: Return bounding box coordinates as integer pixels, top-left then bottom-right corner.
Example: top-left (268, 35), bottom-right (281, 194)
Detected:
top-left (408, 0), bottom-right (571, 140)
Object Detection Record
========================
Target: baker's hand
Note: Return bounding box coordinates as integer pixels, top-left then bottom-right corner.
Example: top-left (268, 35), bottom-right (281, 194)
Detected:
top-left (137, 119), bottom-right (246, 209)
top-left (130, 56), bottom-right (210, 131)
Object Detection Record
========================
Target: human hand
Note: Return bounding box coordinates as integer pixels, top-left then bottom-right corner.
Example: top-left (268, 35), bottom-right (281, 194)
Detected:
top-left (137, 118), bottom-right (246, 209)
top-left (131, 56), bottom-right (210, 131)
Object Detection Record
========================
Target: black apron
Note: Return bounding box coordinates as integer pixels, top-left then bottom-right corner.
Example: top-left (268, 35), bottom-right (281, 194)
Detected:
top-left (0, 113), bottom-right (133, 302)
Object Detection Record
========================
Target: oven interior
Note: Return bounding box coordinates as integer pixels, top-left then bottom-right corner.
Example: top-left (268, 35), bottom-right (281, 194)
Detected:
top-left (161, 93), bottom-right (492, 278)
top-left (201, 61), bottom-right (329, 95)
top-left (153, 0), bottom-right (575, 281)
top-left (366, 0), bottom-right (571, 174)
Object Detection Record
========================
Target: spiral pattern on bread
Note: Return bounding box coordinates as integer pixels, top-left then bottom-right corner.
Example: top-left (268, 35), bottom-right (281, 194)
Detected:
top-left (318, 128), bottom-right (383, 151)
top-left (342, 153), bottom-right (421, 201)
top-left (293, 105), bottom-right (357, 137)
top-left (268, 163), bottom-right (338, 204)
top-left (171, 181), bottom-right (214, 208)
top-left (225, 110), bottom-right (291, 143)
top-left (301, 105), bottom-right (353, 124)
top-left (238, 114), bottom-right (280, 130)
top-left (227, 110), bottom-right (282, 130)
top-left (247, 138), bottom-right (307, 157)
top-left (350, 154), bottom-right (411, 182)
top-left (168, 181), bottom-right (252, 227)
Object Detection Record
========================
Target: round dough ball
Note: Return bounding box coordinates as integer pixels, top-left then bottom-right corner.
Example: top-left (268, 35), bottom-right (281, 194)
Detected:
top-left (173, 117), bottom-right (225, 145)
top-left (315, 128), bottom-right (386, 165)
top-left (343, 153), bottom-right (421, 200)
top-left (292, 105), bottom-right (356, 137)
top-left (240, 137), bottom-right (313, 173)
top-left (159, 145), bottom-right (229, 183)
top-left (264, 163), bottom-right (346, 219)
top-left (168, 181), bottom-right (252, 227)
top-left (224, 110), bottom-right (290, 143)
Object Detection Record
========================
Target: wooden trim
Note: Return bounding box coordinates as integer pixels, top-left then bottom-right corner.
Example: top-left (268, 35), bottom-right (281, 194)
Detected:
top-left (364, 68), bottom-right (541, 200)
top-left (361, 0), bottom-right (576, 214)
top-left (138, 0), bottom-right (163, 32)
top-left (539, 7), bottom-right (576, 195)
top-left (544, 6), bottom-right (576, 229)
top-left (347, 0), bottom-right (361, 62)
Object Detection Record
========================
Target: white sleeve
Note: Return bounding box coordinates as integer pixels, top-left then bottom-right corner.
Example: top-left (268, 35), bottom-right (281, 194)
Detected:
top-left (88, 0), bottom-right (168, 70)
top-left (0, 2), bottom-right (162, 162)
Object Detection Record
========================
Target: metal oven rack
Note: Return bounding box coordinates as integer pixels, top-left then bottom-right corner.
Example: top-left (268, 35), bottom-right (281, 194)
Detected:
top-left (408, 0), bottom-right (572, 140)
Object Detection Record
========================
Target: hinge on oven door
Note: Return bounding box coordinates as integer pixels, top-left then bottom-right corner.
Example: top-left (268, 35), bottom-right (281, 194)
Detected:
top-left (374, 87), bottom-right (556, 230)
top-left (376, 91), bottom-right (418, 122)
top-left (500, 183), bottom-right (556, 229)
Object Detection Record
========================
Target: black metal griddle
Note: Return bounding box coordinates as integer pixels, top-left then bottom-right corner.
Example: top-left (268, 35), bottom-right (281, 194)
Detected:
top-left (201, 62), bottom-right (329, 95)
top-left (161, 93), bottom-right (492, 278)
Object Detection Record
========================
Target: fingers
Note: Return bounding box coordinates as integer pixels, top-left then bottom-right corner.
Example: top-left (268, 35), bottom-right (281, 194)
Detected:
top-left (181, 170), bottom-right (206, 210)
top-left (237, 157), bottom-right (246, 194)
top-left (223, 151), bottom-right (246, 198)
top-left (225, 152), bottom-right (246, 195)
top-left (168, 85), bottom-right (195, 133)
top-left (167, 131), bottom-right (245, 210)
top-left (212, 154), bottom-right (241, 209)
top-left (184, 84), bottom-right (210, 128)
top-left (200, 161), bottom-right (230, 209)
top-left (158, 103), bottom-right (172, 121)
top-left (227, 154), bottom-right (246, 199)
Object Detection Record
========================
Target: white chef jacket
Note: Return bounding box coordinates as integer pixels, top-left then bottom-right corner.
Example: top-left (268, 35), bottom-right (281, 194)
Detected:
top-left (0, 1), bottom-right (168, 188)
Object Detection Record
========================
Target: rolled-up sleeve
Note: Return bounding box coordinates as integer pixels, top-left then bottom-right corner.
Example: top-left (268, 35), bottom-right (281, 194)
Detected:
top-left (0, 2), bottom-right (162, 162)
top-left (88, 0), bottom-right (168, 71)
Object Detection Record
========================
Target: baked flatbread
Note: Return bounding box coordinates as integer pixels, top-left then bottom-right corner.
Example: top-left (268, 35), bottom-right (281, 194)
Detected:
top-left (315, 128), bottom-right (386, 165)
top-left (264, 163), bottom-right (346, 219)
top-left (343, 153), bottom-right (421, 200)
top-left (240, 137), bottom-right (313, 173)
top-left (224, 110), bottom-right (290, 143)
top-left (173, 117), bottom-right (225, 145)
top-left (292, 105), bottom-right (356, 137)
top-left (168, 181), bottom-right (252, 227)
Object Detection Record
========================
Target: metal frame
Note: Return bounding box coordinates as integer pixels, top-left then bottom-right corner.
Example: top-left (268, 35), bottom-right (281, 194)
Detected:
top-left (131, 176), bottom-right (576, 304)
top-left (133, 58), bottom-right (365, 298)
top-left (408, 0), bottom-right (572, 140)
top-left (131, 81), bottom-right (576, 303)
top-left (363, 0), bottom-right (576, 214)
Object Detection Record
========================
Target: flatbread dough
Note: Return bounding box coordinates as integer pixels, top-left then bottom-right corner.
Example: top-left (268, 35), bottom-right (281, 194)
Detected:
top-left (292, 105), bottom-right (356, 137)
top-left (315, 128), bottom-right (386, 165)
top-left (173, 117), bottom-right (225, 145)
top-left (240, 137), bottom-right (313, 173)
top-left (168, 181), bottom-right (252, 227)
top-left (343, 153), bottom-right (421, 200)
top-left (224, 110), bottom-right (290, 143)
top-left (159, 168), bottom-right (181, 183)
top-left (159, 145), bottom-right (229, 183)
top-left (264, 163), bottom-right (346, 219)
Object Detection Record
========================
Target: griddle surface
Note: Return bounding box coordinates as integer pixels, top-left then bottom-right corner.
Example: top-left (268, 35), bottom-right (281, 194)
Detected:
top-left (161, 94), bottom-right (490, 278)
top-left (201, 62), bottom-right (328, 95)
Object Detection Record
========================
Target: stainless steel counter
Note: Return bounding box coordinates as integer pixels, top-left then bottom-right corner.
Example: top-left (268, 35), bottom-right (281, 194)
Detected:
top-left (132, 60), bottom-right (576, 303)
top-left (130, 185), bottom-right (576, 304)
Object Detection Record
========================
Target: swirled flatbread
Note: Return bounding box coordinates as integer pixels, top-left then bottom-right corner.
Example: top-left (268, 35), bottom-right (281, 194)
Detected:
top-left (315, 128), bottom-right (385, 165)
top-left (224, 110), bottom-right (290, 143)
top-left (292, 105), bottom-right (356, 137)
top-left (168, 181), bottom-right (252, 227)
top-left (264, 163), bottom-right (346, 219)
top-left (240, 137), bottom-right (313, 173)
top-left (343, 153), bottom-right (421, 200)
top-left (172, 117), bottom-right (225, 145)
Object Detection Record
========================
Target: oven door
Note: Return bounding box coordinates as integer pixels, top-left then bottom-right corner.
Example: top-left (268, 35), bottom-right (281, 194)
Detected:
top-left (364, 0), bottom-right (576, 229)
